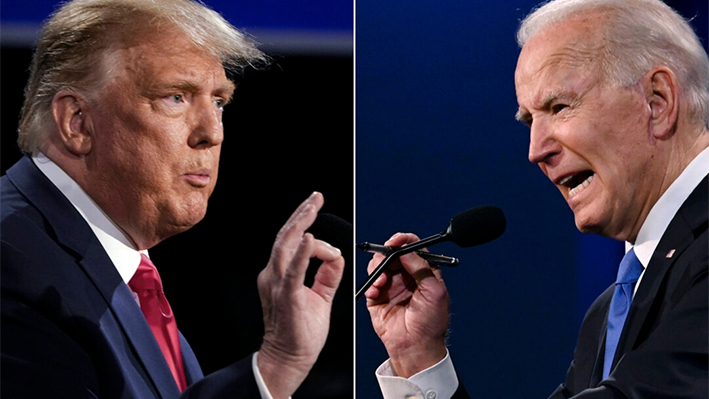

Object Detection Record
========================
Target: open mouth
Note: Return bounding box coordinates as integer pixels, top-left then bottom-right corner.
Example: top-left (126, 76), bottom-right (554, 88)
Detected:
top-left (559, 171), bottom-right (594, 197)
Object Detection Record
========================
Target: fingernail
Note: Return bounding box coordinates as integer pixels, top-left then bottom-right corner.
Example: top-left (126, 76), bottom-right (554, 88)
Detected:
top-left (325, 241), bottom-right (341, 255)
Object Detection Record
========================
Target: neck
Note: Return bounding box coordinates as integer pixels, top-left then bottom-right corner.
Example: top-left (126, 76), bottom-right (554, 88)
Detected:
top-left (625, 126), bottom-right (709, 244)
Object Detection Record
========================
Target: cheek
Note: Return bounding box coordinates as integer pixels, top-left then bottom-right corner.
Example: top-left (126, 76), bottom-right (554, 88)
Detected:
top-left (571, 112), bottom-right (632, 169)
top-left (105, 132), bottom-right (179, 194)
top-left (127, 120), bottom-right (188, 171)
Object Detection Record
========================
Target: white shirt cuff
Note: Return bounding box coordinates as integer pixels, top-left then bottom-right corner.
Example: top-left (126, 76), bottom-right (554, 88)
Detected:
top-left (375, 349), bottom-right (459, 399)
top-left (252, 351), bottom-right (293, 399)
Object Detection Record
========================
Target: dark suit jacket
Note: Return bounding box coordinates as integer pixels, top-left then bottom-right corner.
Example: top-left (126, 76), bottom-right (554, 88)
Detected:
top-left (453, 175), bottom-right (708, 399)
top-left (1, 156), bottom-right (261, 398)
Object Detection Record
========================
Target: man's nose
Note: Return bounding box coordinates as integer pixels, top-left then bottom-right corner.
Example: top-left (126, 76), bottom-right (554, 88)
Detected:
top-left (189, 98), bottom-right (224, 149)
top-left (528, 119), bottom-right (560, 165)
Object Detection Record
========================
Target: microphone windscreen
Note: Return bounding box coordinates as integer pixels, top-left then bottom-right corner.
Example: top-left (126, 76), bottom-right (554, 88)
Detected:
top-left (448, 205), bottom-right (506, 247)
top-left (307, 212), bottom-right (353, 252)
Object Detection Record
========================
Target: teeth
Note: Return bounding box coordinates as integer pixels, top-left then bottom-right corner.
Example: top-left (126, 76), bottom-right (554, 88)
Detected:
top-left (559, 175), bottom-right (573, 186)
top-left (568, 174), bottom-right (593, 197)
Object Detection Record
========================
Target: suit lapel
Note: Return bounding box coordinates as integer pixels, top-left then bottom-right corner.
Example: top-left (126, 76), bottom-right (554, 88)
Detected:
top-left (180, 332), bottom-right (205, 385)
top-left (589, 288), bottom-right (612, 387)
top-left (107, 277), bottom-right (182, 398)
top-left (7, 156), bottom-right (181, 398)
top-left (613, 175), bottom-right (708, 371)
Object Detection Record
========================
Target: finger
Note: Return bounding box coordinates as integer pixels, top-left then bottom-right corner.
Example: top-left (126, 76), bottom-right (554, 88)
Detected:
top-left (282, 192), bottom-right (324, 231)
top-left (364, 285), bottom-right (380, 300)
top-left (271, 193), bottom-right (323, 274)
top-left (364, 265), bottom-right (388, 298)
top-left (400, 251), bottom-right (441, 284)
top-left (364, 232), bottom-right (416, 276)
top-left (311, 238), bottom-right (342, 262)
top-left (363, 267), bottom-right (393, 298)
top-left (276, 192), bottom-right (324, 248)
top-left (381, 233), bottom-right (437, 284)
top-left (429, 263), bottom-right (444, 280)
top-left (282, 232), bottom-right (316, 288)
top-left (310, 242), bottom-right (345, 302)
top-left (368, 254), bottom-right (392, 286)
top-left (384, 232), bottom-right (421, 248)
top-left (282, 232), bottom-right (342, 291)
top-left (366, 252), bottom-right (387, 274)
top-left (365, 251), bottom-right (395, 293)
top-left (286, 238), bottom-right (342, 297)
top-left (364, 233), bottom-right (416, 299)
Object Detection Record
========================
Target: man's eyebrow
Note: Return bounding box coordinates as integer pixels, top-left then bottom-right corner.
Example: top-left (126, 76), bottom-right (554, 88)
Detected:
top-left (149, 80), bottom-right (236, 100)
top-left (216, 80), bottom-right (236, 101)
top-left (515, 89), bottom-right (568, 122)
top-left (541, 92), bottom-right (565, 109)
top-left (515, 107), bottom-right (532, 124)
top-left (146, 81), bottom-right (198, 96)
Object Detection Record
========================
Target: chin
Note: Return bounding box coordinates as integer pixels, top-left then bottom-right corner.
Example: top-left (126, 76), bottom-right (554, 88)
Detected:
top-left (573, 212), bottom-right (606, 236)
top-left (163, 202), bottom-right (209, 234)
top-left (180, 208), bottom-right (209, 230)
top-left (154, 216), bottom-right (205, 246)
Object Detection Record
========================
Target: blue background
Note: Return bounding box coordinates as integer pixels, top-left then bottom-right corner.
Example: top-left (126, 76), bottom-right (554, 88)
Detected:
top-left (355, 1), bottom-right (708, 398)
top-left (1, 0), bottom-right (352, 31)
top-left (0, 0), bottom-right (353, 55)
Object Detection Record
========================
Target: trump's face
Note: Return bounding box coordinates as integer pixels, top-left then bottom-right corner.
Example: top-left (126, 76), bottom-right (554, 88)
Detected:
top-left (85, 29), bottom-right (235, 249)
top-left (514, 14), bottom-right (662, 242)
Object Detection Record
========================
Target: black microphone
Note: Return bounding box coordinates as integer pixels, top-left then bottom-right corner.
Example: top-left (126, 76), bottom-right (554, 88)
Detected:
top-left (355, 205), bottom-right (506, 300)
top-left (307, 212), bottom-right (352, 251)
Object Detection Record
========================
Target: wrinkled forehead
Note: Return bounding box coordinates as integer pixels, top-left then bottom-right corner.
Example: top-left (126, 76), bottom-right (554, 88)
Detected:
top-left (514, 17), bottom-right (609, 104)
top-left (513, 16), bottom-right (610, 122)
top-left (516, 15), bottom-right (605, 84)
top-left (96, 27), bottom-right (231, 94)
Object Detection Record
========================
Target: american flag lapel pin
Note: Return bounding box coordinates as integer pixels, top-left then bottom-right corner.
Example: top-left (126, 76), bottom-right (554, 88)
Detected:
top-left (665, 249), bottom-right (676, 258)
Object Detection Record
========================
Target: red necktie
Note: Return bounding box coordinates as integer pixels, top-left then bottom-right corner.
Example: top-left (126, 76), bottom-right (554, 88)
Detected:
top-left (128, 254), bottom-right (188, 392)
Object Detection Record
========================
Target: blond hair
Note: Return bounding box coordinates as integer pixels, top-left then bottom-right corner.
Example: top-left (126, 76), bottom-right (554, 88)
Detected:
top-left (18, 0), bottom-right (267, 154)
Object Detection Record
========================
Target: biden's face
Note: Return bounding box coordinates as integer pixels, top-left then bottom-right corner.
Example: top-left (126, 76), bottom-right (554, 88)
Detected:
top-left (514, 15), bottom-right (661, 242)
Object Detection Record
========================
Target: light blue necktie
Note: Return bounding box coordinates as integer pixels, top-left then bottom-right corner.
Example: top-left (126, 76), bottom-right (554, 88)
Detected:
top-left (603, 248), bottom-right (644, 379)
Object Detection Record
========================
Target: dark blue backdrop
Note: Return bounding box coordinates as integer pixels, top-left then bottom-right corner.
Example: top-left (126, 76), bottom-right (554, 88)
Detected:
top-left (355, 1), bottom-right (708, 398)
top-left (0, 0), bottom-right (353, 55)
top-left (1, 0), bottom-right (352, 31)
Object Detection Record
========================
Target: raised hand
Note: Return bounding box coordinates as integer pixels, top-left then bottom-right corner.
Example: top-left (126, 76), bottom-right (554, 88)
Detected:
top-left (256, 192), bottom-right (345, 398)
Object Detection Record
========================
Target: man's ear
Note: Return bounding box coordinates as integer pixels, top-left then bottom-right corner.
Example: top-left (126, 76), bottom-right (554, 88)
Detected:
top-left (51, 91), bottom-right (93, 155)
top-left (644, 66), bottom-right (679, 141)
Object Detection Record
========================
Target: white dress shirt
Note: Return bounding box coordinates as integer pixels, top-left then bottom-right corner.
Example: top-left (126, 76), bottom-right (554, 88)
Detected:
top-left (376, 146), bottom-right (709, 399)
top-left (32, 153), bottom-right (276, 399)
top-left (631, 146), bottom-right (709, 283)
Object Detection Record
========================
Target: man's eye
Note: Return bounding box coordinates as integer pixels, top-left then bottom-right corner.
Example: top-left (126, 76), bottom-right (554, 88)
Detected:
top-left (552, 103), bottom-right (568, 114)
top-left (171, 94), bottom-right (183, 103)
top-left (214, 99), bottom-right (224, 108)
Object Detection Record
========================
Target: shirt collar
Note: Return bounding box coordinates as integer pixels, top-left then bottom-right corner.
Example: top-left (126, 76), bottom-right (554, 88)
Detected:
top-left (629, 145), bottom-right (709, 267)
top-left (32, 153), bottom-right (144, 283)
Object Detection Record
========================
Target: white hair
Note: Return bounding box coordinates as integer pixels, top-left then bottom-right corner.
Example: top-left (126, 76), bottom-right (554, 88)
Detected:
top-left (518, 0), bottom-right (709, 128)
